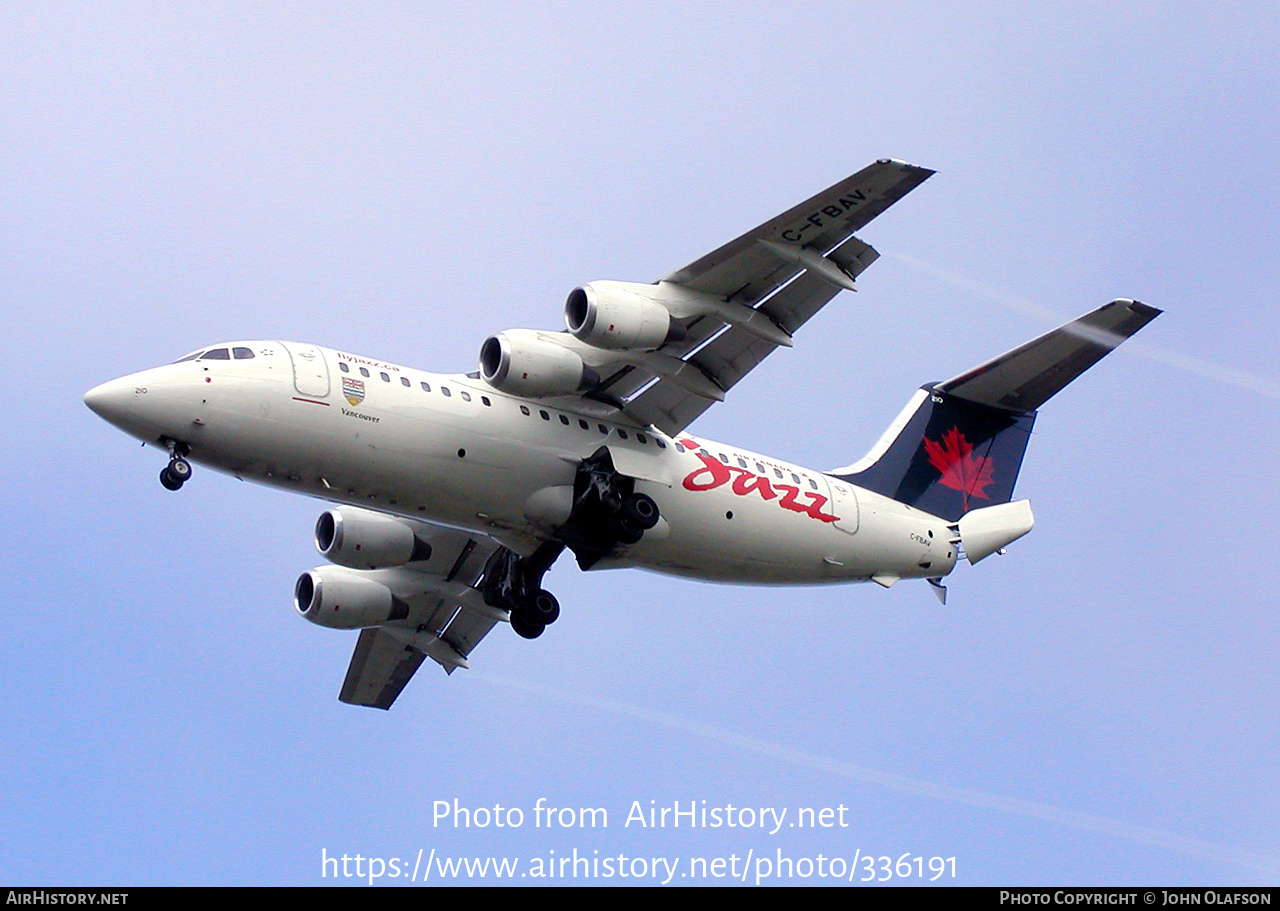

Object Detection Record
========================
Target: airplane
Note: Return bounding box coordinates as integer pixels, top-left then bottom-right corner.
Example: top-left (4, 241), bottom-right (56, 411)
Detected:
top-left (84, 159), bottom-right (1160, 709)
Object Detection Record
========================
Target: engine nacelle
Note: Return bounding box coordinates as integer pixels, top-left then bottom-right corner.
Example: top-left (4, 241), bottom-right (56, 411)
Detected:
top-left (564, 281), bottom-right (681, 350)
top-left (294, 566), bottom-right (410, 629)
top-left (315, 506), bottom-right (433, 570)
top-left (479, 330), bottom-right (599, 397)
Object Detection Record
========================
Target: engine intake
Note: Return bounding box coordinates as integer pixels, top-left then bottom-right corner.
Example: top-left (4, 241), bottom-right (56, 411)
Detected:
top-left (315, 506), bottom-right (433, 569)
top-left (294, 566), bottom-right (410, 629)
top-left (479, 330), bottom-right (599, 397)
top-left (565, 281), bottom-right (682, 350)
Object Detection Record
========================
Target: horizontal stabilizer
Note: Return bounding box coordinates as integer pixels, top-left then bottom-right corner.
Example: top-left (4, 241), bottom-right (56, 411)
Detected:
top-left (937, 299), bottom-right (1161, 413)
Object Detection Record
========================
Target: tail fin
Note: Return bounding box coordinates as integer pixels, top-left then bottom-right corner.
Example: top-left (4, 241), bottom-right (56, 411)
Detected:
top-left (832, 299), bottom-right (1161, 521)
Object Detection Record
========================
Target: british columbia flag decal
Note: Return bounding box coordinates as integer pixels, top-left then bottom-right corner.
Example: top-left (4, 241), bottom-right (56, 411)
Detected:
top-left (342, 377), bottom-right (365, 406)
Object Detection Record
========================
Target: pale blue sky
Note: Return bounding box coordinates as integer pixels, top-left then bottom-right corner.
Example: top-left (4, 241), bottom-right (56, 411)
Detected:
top-left (2, 2), bottom-right (1277, 885)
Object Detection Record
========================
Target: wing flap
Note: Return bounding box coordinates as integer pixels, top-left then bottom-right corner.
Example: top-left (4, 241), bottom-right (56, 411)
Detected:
top-left (484, 161), bottom-right (932, 436)
top-left (438, 608), bottom-right (500, 663)
top-left (623, 161), bottom-right (930, 434)
top-left (664, 160), bottom-right (933, 295)
top-left (333, 525), bottom-right (504, 709)
top-left (339, 628), bottom-right (427, 710)
top-left (623, 271), bottom-right (843, 434)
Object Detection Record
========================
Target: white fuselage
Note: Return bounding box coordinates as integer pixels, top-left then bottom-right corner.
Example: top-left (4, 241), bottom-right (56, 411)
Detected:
top-left (85, 341), bottom-right (958, 586)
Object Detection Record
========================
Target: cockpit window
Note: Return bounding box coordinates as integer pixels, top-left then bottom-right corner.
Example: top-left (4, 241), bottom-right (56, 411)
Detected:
top-left (173, 350), bottom-right (205, 363)
top-left (201, 348), bottom-right (230, 360)
top-left (232, 347), bottom-right (255, 359)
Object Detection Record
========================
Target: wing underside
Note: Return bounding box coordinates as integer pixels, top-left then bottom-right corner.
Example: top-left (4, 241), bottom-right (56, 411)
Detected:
top-left (339, 629), bottom-right (428, 710)
top-left (523, 160), bottom-right (935, 435)
top-left (336, 527), bottom-right (501, 710)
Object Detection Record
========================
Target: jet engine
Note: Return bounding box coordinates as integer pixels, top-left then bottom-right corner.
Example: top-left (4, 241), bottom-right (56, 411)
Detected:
top-left (294, 565), bottom-right (410, 629)
top-left (479, 330), bottom-right (599, 397)
top-left (564, 281), bottom-right (682, 350)
top-left (315, 506), bottom-right (433, 570)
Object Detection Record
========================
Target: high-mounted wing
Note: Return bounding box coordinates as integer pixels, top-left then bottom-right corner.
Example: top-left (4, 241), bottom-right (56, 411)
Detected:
top-left (478, 160), bottom-right (933, 435)
top-left (309, 522), bottom-right (502, 709)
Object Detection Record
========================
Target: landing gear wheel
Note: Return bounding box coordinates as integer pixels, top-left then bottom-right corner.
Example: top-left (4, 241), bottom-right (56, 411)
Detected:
top-left (530, 589), bottom-right (560, 625)
top-left (168, 458), bottom-right (192, 482)
top-left (510, 608), bottom-right (545, 640)
top-left (608, 514), bottom-right (644, 545)
top-left (621, 493), bottom-right (659, 530)
top-left (159, 451), bottom-right (191, 490)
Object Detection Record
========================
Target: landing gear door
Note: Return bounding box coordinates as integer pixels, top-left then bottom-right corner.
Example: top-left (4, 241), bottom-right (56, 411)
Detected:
top-left (282, 342), bottom-right (330, 398)
top-left (823, 476), bottom-right (860, 535)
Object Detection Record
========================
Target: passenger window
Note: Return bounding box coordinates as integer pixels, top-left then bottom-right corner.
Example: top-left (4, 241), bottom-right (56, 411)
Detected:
top-left (737, 457), bottom-right (747, 468)
top-left (598, 424), bottom-right (608, 434)
top-left (380, 372), bottom-right (390, 383)
top-left (636, 433), bottom-right (647, 445)
top-left (718, 452), bottom-right (728, 463)
top-left (233, 347), bottom-right (255, 359)
top-left (674, 443), bottom-right (685, 453)
top-left (441, 386), bottom-right (451, 397)
top-left (401, 376), bottom-right (410, 387)
top-left (201, 348), bottom-right (230, 360)
top-left (655, 438), bottom-right (666, 449)
top-left (791, 473), bottom-right (800, 484)
top-left (773, 468), bottom-right (783, 479)
top-left (539, 409), bottom-right (549, 420)
top-left (808, 479), bottom-right (818, 490)
top-left (421, 382), bottom-right (431, 392)
top-left (755, 463), bottom-right (765, 474)
top-left (579, 419), bottom-right (589, 430)
top-left (481, 396), bottom-right (491, 406)
top-left (461, 391), bottom-right (471, 402)
top-left (520, 405), bottom-right (530, 415)
top-left (339, 362), bottom-right (350, 373)
top-left (618, 429), bottom-right (629, 440)
top-left (559, 414), bottom-right (569, 425)
top-left (359, 367), bottom-right (370, 378)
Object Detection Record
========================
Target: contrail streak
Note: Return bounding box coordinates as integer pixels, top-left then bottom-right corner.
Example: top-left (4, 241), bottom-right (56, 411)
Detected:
top-left (476, 672), bottom-right (1276, 877)
top-left (888, 252), bottom-right (1280, 400)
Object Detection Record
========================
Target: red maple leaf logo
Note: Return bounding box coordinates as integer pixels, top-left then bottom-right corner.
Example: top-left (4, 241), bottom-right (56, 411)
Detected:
top-left (923, 426), bottom-right (995, 511)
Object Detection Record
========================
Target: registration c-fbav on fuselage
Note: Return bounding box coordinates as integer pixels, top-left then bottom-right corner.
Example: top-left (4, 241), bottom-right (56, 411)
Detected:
top-left (84, 159), bottom-right (1160, 709)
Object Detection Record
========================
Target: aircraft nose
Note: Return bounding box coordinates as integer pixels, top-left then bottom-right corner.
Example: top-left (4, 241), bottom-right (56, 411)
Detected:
top-left (84, 376), bottom-right (136, 425)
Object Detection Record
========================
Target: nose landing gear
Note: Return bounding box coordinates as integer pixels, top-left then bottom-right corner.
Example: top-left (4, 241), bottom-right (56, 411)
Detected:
top-left (158, 439), bottom-right (192, 491)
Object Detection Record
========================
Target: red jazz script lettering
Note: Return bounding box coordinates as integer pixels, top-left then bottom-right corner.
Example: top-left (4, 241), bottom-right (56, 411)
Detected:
top-left (679, 441), bottom-right (839, 523)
